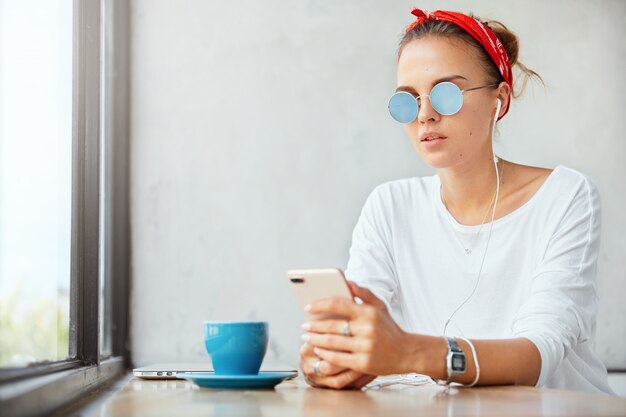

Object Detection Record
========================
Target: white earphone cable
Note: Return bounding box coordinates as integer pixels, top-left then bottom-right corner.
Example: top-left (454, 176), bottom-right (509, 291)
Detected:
top-left (443, 99), bottom-right (502, 336)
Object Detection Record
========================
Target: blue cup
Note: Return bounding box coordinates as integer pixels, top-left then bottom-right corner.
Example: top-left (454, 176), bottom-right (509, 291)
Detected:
top-left (203, 321), bottom-right (269, 375)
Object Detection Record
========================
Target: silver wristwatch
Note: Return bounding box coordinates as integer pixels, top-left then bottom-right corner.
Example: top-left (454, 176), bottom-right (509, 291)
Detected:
top-left (445, 336), bottom-right (466, 383)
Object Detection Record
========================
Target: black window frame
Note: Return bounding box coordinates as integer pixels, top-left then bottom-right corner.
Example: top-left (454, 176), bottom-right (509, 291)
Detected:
top-left (0, 0), bottom-right (129, 415)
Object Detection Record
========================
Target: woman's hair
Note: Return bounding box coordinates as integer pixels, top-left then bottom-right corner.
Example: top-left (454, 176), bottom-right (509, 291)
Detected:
top-left (398, 15), bottom-right (543, 99)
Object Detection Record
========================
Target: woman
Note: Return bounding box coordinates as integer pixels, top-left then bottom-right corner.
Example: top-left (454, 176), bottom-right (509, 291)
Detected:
top-left (298, 9), bottom-right (614, 394)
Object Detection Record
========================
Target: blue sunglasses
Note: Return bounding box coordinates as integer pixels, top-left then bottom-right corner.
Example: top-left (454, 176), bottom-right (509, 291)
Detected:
top-left (388, 81), bottom-right (498, 123)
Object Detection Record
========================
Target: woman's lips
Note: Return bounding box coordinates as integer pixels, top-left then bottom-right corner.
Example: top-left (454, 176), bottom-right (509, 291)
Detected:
top-left (419, 132), bottom-right (447, 147)
top-left (420, 132), bottom-right (447, 141)
top-left (420, 138), bottom-right (446, 148)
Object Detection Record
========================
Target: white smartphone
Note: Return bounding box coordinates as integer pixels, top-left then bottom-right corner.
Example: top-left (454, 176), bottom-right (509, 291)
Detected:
top-left (287, 268), bottom-right (353, 320)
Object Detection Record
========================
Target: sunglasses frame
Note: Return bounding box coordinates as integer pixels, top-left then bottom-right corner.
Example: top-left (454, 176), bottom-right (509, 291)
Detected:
top-left (388, 81), bottom-right (499, 123)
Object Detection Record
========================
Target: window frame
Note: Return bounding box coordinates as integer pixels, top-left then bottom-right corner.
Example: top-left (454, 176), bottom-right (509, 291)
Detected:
top-left (0, 0), bottom-right (129, 415)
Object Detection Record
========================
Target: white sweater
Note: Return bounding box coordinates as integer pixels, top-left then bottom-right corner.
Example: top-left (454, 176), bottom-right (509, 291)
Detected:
top-left (345, 165), bottom-right (614, 395)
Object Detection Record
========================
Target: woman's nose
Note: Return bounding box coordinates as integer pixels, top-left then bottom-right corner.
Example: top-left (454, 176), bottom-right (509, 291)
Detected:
top-left (416, 95), bottom-right (440, 123)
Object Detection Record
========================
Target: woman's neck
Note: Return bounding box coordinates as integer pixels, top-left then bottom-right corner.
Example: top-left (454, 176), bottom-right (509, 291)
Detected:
top-left (438, 156), bottom-right (504, 225)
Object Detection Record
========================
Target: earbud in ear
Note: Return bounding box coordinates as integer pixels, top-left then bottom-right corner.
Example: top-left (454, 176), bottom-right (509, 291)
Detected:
top-left (495, 99), bottom-right (502, 119)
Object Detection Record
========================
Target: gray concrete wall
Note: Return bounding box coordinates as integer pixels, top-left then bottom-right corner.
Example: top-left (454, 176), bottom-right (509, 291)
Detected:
top-left (130, 0), bottom-right (626, 369)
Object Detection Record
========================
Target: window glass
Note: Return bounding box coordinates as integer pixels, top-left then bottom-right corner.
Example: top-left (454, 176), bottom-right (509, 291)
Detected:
top-left (99, 0), bottom-right (113, 357)
top-left (99, 141), bottom-right (112, 357)
top-left (0, 0), bottom-right (73, 366)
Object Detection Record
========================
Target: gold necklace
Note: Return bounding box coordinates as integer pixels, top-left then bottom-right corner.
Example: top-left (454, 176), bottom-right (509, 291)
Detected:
top-left (440, 160), bottom-right (504, 255)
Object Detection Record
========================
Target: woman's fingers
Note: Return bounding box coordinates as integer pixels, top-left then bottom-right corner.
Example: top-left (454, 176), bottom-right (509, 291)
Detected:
top-left (299, 284), bottom-right (403, 380)
top-left (302, 355), bottom-right (347, 377)
top-left (312, 346), bottom-right (362, 371)
top-left (302, 332), bottom-right (366, 353)
top-left (306, 297), bottom-right (360, 319)
top-left (317, 359), bottom-right (346, 377)
top-left (299, 343), bottom-right (347, 377)
top-left (299, 343), bottom-right (365, 389)
top-left (304, 368), bottom-right (367, 390)
top-left (347, 281), bottom-right (387, 310)
top-left (346, 373), bottom-right (377, 390)
top-left (300, 341), bottom-right (376, 389)
top-left (303, 319), bottom-right (350, 336)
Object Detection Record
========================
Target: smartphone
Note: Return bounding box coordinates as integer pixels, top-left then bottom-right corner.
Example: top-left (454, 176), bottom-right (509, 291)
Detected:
top-left (287, 268), bottom-right (353, 320)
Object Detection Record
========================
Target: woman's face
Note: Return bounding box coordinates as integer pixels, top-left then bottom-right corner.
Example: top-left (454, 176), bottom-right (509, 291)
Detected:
top-left (397, 36), bottom-right (508, 169)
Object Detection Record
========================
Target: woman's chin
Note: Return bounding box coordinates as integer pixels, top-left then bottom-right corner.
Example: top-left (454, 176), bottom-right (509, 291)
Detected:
top-left (412, 148), bottom-right (455, 169)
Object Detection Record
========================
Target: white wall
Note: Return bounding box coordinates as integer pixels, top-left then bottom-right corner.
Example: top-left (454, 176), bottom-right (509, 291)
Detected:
top-left (130, 0), bottom-right (626, 369)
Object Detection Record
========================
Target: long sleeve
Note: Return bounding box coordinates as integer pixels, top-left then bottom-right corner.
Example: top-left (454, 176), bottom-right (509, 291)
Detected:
top-left (511, 174), bottom-right (603, 388)
top-left (344, 185), bottom-right (399, 313)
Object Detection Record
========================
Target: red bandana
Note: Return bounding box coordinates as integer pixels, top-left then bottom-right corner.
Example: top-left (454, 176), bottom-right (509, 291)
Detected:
top-left (405, 8), bottom-right (513, 120)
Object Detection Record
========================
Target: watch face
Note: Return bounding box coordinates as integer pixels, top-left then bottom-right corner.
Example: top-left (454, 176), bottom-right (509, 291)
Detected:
top-left (451, 353), bottom-right (466, 372)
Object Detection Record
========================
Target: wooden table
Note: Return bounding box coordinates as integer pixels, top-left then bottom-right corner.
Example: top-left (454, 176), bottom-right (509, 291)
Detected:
top-left (65, 373), bottom-right (626, 417)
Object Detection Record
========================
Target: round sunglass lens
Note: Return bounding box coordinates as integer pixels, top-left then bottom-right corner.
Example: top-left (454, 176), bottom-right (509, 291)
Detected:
top-left (430, 82), bottom-right (463, 115)
top-left (388, 92), bottom-right (418, 124)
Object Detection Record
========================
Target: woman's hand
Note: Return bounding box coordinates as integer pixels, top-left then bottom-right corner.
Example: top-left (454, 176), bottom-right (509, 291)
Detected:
top-left (299, 341), bottom-right (375, 389)
top-left (301, 281), bottom-right (415, 376)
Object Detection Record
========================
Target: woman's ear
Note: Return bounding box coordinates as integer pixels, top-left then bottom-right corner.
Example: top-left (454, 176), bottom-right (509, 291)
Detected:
top-left (497, 81), bottom-right (511, 117)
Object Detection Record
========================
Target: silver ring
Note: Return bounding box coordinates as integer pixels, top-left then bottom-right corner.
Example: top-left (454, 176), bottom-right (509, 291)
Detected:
top-left (342, 320), bottom-right (352, 337)
top-left (312, 359), bottom-right (322, 376)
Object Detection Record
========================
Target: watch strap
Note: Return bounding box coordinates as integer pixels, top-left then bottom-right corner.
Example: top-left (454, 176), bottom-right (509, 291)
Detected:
top-left (446, 336), bottom-right (462, 354)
